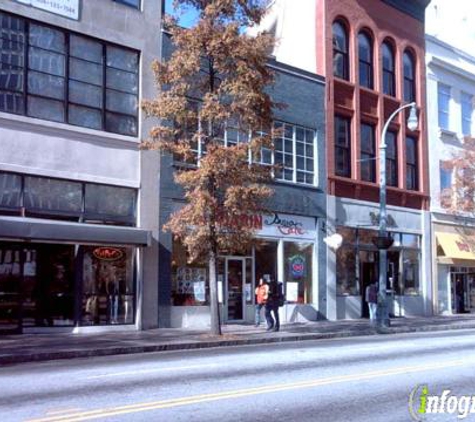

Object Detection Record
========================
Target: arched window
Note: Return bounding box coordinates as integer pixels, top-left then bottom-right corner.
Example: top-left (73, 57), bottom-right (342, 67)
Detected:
top-left (403, 51), bottom-right (416, 102)
top-left (358, 32), bottom-right (373, 89)
top-left (333, 21), bottom-right (349, 80)
top-left (382, 42), bottom-right (395, 96)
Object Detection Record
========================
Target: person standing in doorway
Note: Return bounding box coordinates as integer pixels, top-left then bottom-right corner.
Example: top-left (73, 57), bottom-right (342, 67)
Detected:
top-left (365, 281), bottom-right (378, 325)
top-left (254, 278), bottom-right (269, 327)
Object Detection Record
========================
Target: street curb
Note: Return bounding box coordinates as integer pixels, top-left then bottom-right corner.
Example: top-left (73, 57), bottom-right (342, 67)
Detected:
top-left (2, 323), bottom-right (475, 365)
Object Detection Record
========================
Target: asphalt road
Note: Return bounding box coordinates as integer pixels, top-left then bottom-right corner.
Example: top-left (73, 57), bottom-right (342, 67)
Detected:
top-left (2, 330), bottom-right (475, 422)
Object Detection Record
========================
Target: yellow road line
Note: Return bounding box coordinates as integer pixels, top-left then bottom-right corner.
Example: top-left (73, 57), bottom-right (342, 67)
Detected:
top-left (26, 357), bottom-right (475, 422)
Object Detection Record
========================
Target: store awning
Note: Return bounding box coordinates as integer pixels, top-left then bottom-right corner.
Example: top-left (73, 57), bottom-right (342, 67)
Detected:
top-left (0, 216), bottom-right (151, 246)
top-left (436, 232), bottom-right (475, 260)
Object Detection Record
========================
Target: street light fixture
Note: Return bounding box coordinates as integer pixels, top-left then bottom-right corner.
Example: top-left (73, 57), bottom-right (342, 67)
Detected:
top-left (376, 101), bottom-right (418, 329)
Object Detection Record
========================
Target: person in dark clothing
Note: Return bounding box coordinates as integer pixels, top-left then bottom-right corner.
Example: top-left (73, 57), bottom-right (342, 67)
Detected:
top-left (265, 281), bottom-right (282, 332)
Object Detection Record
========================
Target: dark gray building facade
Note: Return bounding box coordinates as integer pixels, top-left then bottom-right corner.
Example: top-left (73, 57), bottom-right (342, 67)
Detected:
top-left (158, 34), bottom-right (327, 328)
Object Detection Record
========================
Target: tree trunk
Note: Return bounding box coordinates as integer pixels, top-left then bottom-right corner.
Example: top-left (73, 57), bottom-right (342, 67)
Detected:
top-left (208, 249), bottom-right (221, 335)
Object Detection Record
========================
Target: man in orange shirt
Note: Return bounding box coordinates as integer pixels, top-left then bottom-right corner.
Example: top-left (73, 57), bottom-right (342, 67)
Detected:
top-left (254, 278), bottom-right (269, 327)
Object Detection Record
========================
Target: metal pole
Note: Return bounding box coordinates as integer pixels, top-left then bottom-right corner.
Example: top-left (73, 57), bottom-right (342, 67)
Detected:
top-left (377, 102), bottom-right (416, 328)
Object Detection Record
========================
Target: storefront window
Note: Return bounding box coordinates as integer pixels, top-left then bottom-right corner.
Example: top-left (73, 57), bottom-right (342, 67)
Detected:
top-left (23, 245), bottom-right (75, 327)
top-left (336, 227), bottom-right (358, 295)
top-left (402, 249), bottom-right (419, 295)
top-left (81, 246), bottom-right (135, 325)
top-left (284, 242), bottom-right (313, 303)
top-left (255, 240), bottom-right (278, 283)
top-left (171, 240), bottom-right (208, 306)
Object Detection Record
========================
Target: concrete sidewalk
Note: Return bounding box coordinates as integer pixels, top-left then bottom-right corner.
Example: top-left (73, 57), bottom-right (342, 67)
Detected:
top-left (2, 315), bottom-right (475, 365)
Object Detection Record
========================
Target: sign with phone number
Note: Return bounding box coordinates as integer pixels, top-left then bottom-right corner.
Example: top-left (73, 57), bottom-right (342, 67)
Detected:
top-left (14, 0), bottom-right (79, 20)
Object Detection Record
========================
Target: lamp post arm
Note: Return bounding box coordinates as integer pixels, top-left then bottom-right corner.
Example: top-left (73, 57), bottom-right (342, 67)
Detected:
top-left (380, 102), bottom-right (416, 148)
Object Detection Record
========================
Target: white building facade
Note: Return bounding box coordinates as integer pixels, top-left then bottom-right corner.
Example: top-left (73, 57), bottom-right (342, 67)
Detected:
top-left (426, 34), bottom-right (475, 315)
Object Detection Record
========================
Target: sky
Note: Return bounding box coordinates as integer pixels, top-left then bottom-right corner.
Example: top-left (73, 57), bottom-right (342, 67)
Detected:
top-left (164, 0), bottom-right (475, 57)
top-left (164, 0), bottom-right (198, 27)
top-left (425, 0), bottom-right (475, 56)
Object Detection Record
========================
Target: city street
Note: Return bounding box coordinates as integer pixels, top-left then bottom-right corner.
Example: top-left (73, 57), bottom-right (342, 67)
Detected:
top-left (1, 330), bottom-right (475, 421)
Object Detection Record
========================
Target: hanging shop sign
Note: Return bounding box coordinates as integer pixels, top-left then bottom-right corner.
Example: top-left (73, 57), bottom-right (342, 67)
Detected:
top-left (93, 247), bottom-right (123, 261)
top-left (14, 0), bottom-right (80, 20)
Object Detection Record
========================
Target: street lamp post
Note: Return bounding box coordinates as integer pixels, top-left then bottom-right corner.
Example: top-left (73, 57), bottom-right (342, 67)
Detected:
top-left (376, 102), bottom-right (418, 328)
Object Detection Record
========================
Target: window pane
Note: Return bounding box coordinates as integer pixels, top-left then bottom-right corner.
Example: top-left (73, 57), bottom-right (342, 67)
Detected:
top-left (24, 176), bottom-right (82, 214)
top-left (85, 184), bottom-right (136, 221)
top-left (0, 172), bottom-right (21, 208)
top-left (28, 47), bottom-right (65, 76)
top-left (106, 46), bottom-right (138, 73)
top-left (0, 91), bottom-right (24, 114)
top-left (106, 68), bottom-right (138, 93)
top-left (70, 35), bottom-right (103, 63)
top-left (0, 64), bottom-right (24, 92)
top-left (68, 104), bottom-right (102, 130)
top-left (28, 71), bottom-right (65, 100)
top-left (284, 242), bottom-right (313, 303)
top-left (105, 112), bottom-right (137, 136)
top-left (403, 249), bottom-right (419, 295)
top-left (27, 96), bottom-right (64, 122)
top-left (29, 24), bottom-right (65, 54)
top-left (306, 143), bottom-right (314, 157)
top-left (69, 80), bottom-right (103, 108)
top-left (462, 92), bottom-right (472, 135)
top-left (106, 90), bottom-right (137, 115)
top-left (69, 58), bottom-right (103, 86)
top-left (296, 142), bottom-right (305, 155)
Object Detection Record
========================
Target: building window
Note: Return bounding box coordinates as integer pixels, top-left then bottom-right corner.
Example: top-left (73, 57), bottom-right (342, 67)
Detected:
top-left (0, 11), bottom-right (139, 136)
top-left (385, 131), bottom-right (398, 187)
top-left (81, 246), bottom-right (135, 326)
top-left (0, 171), bottom-right (136, 225)
top-left (284, 242), bottom-right (313, 304)
top-left (274, 122), bottom-right (315, 185)
top-left (335, 115), bottom-right (351, 177)
top-left (171, 239), bottom-right (209, 306)
top-left (403, 51), bottom-right (416, 102)
top-left (336, 227), bottom-right (357, 296)
top-left (406, 136), bottom-right (418, 191)
top-left (113, 0), bottom-right (141, 9)
top-left (358, 32), bottom-right (373, 89)
top-left (360, 123), bottom-right (375, 182)
top-left (382, 42), bottom-right (395, 97)
top-left (332, 21), bottom-right (349, 80)
top-left (438, 83), bottom-right (451, 130)
top-left (439, 161), bottom-right (453, 208)
top-left (461, 92), bottom-right (473, 136)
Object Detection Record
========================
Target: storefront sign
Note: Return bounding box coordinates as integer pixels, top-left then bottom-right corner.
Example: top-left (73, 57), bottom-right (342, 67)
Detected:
top-left (217, 213), bottom-right (263, 231)
top-left (13, 0), bottom-right (79, 20)
top-left (93, 247), bottom-right (123, 261)
top-left (264, 213), bottom-right (307, 236)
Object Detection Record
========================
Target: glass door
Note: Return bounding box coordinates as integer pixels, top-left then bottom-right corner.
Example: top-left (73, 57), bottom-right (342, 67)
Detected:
top-left (226, 258), bottom-right (245, 321)
top-left (0, 245), bottom-right (22, 333)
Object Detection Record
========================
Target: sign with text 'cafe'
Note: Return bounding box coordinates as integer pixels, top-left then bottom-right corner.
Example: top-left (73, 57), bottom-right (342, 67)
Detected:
top-left (14, 0), bottom-right (79, 20)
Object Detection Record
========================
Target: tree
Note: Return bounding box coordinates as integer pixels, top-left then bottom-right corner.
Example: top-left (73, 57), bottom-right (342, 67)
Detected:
top-left (442, 137), bottom-right (475, 213)
top-left (143, 0), bottom-right (278, 335)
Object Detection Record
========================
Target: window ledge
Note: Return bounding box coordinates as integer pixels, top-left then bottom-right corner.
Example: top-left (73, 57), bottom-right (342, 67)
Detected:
top-left (438, 127), bottom-right (458, 140)
top-left (0, 112), bottom-right (140, 146)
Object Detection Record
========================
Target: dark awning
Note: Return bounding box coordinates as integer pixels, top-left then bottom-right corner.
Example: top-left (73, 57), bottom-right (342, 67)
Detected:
top-left (0, 216), bottom-right (151, 246)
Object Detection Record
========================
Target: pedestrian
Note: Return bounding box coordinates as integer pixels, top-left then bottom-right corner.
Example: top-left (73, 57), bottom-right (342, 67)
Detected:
top-left (266, 280), bottom-right (283, 332)
top-left (254, 278), bottom-right (269, 327)
top-left (365, 281), bottom-right (378, 325)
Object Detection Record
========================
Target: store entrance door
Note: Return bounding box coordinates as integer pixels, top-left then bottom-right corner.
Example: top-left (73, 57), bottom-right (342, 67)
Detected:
top-left (225, 258), bottom-right (245, 322)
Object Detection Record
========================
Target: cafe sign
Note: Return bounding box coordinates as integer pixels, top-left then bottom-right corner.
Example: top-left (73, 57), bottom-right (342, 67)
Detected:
top-left (93, 247), bottom-right (123, 262)
top-left (13, 0), bottom-right (79, 20)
